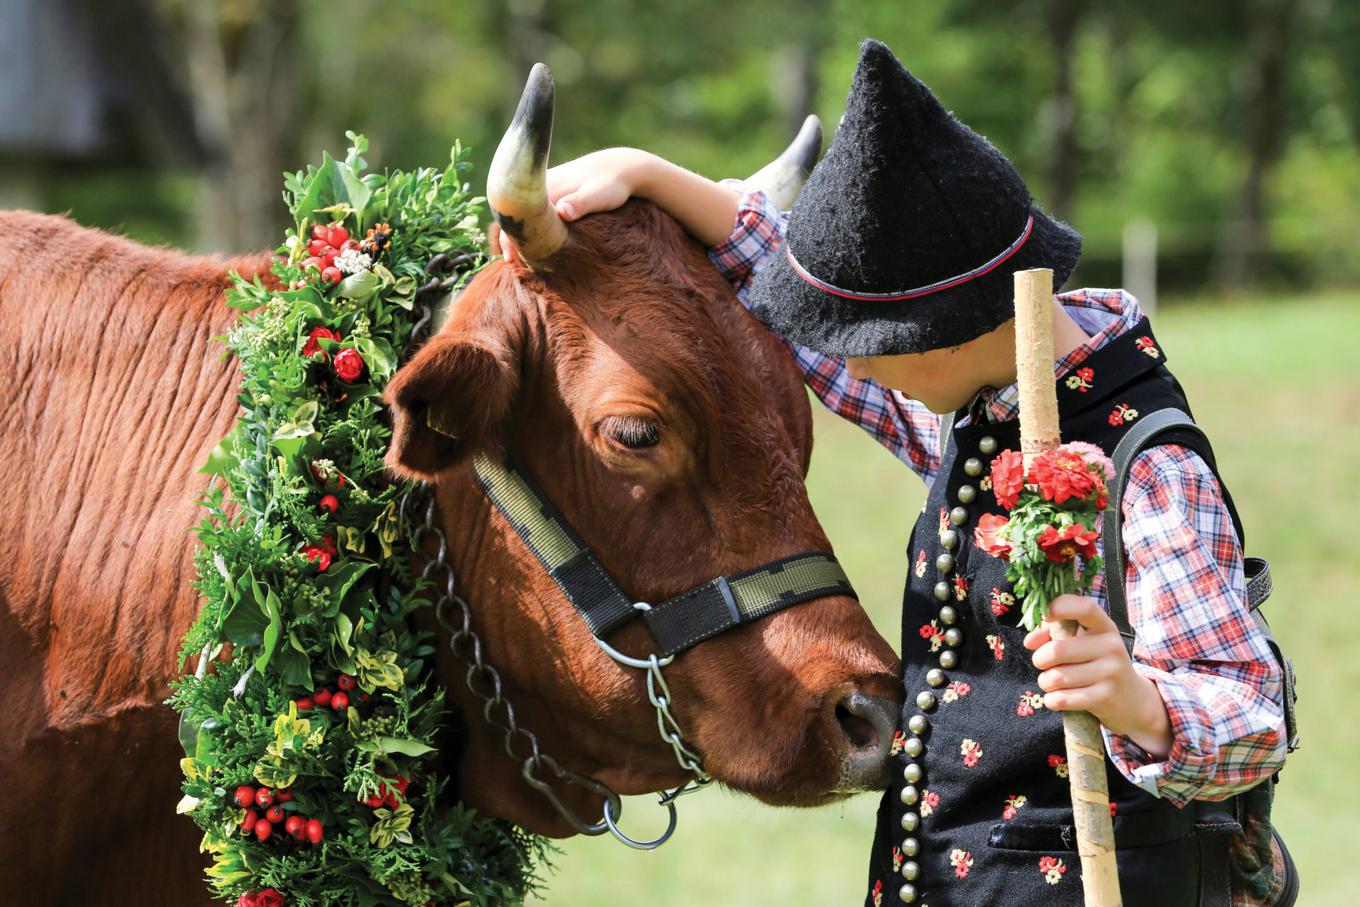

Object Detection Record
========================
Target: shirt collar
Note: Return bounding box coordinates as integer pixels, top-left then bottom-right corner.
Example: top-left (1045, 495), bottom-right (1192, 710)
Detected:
top-left (959, 288), bottom-right (1145, 427)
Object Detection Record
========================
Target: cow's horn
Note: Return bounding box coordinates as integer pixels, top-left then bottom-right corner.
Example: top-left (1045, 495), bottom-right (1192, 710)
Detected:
top-left (487, 63), bottom-right (568, 263)
top-left (746, 115), bottom-right (823, 209)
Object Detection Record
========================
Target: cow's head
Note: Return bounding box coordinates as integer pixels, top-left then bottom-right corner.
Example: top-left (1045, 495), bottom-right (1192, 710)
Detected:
top-left (384, 65), bottom-right (901, 837)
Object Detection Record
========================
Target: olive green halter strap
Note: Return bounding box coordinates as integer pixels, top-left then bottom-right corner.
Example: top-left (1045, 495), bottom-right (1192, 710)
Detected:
top-left (471, 454), bottom-right (857, 658)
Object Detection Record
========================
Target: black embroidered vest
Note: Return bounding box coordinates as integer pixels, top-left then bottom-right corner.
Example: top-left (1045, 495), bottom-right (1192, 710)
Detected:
top-left (864, 319), bottom-right (1240, 907)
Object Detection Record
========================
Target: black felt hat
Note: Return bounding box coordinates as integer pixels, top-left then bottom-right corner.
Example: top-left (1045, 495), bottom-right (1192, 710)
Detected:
top-left (748, 39), bottom-right (1082, 357)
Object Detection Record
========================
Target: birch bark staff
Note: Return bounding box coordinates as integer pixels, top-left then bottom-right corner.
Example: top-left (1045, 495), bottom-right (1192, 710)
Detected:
top-left (1014, 267), bottom-right (1122, 907)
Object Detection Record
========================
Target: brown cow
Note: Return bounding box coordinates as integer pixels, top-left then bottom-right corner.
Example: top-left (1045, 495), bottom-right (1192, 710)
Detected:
top-left (0, 78), bottom-right (900, 907)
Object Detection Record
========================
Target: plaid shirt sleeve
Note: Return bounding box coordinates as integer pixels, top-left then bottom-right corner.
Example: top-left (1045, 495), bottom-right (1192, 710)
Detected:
top-left (1099, 445), bottom-right (1287, 807)
top-left (707, 183), bottom-right (941, 484)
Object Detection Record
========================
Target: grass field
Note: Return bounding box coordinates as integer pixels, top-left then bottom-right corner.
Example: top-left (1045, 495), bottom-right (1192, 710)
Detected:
top-left (528, 292), bottom-right (1360, 906)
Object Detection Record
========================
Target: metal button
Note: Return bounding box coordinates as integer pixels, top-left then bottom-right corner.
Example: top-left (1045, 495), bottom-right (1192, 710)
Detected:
top-left (898, 882), bottom-right (917, 903)
top-left (933, 581), bottom-right (950, 601)
top-left (943, 627), bottom-right (963, 648)
top-left (979, 435), bottom-right (998, 455)
top-left (901, 860), bottom-right (920, 881)
top-left (900, 811), bottom-right (919, 832)
top-left (939, 529), bottom-right (958, 549)
top-left (916, 691), bottom-right (937, 711)
top-left (957, 484), bottom-right (977, 504)
top-left (899, 784), bottom-right (918, 805)
top-left (939, 605), bottom-right (958, 625)
top-left (926, 668), bottom-right (946, 687)
top-left (935, 553), bottom-right (955, 574)
top-left (939, 650), bottom-right (958, 670)
top-left (903, 762), bottom-right (923, 783)
top-left (901, 837), bottom-right (919, 857)
top-left (963, 457), bottom-right (983, 477)
top-left (904, 737), bottom-right (924, 758)
top-left (949, 506), bottom-right (969, 526)
top-left (907, 715), bottom-right (928, 735)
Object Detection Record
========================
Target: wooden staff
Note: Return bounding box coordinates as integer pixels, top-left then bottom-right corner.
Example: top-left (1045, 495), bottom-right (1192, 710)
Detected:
top-left (1014, 268), bottom-right (1122, 906)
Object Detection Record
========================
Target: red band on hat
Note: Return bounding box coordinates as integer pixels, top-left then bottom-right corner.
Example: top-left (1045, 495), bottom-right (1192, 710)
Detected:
top-left (783, 214), bottom-right (1035, 302)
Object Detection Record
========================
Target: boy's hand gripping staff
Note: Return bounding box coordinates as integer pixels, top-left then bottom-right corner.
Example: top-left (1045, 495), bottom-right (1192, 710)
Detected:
top-left (1011, 268), bottom-right (1123, 906)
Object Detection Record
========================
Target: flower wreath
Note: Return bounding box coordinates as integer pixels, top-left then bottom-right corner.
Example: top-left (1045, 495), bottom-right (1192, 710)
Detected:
top-left (168, 134), bottom-right (547, 907)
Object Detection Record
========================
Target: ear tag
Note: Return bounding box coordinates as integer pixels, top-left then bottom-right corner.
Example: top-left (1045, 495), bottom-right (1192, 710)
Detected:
top-left (424, 405), bottom-right (461, 440)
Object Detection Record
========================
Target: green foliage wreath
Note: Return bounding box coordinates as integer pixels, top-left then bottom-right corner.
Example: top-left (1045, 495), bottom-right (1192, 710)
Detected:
top-left (167, 134), bottom-right (546, 907)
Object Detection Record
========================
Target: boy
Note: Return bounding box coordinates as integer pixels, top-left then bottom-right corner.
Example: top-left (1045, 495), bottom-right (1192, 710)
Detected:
top-left (507, 39), bottom-right (1289, 907)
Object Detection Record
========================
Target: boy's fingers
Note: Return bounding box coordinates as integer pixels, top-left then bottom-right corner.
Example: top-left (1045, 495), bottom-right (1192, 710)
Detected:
top-left (1031, 633), bottom-right (1119, 670)
top-left (554, 196), bottom-right (579, 221)
top-left (1023, 626), bottom-right (1051, 651)
top-left (1045, 594), bottom-right (1116, 634)
top-left (501, 235), bottom-right (520, 265)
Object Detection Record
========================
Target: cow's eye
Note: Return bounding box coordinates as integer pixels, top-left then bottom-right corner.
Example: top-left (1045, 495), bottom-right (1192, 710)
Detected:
top-left (599, 415), bottom-right (661, 450)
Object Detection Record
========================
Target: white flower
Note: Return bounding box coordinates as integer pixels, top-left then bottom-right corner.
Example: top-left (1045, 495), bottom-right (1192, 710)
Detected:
top-left (335, 248), bottom-right (373, 275)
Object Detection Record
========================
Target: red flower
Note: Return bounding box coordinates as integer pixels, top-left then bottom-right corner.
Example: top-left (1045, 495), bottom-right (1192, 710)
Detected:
top-left (303, 535), bottom-right (337, 572)
top-left (302, 326), bottom-right (341, 360)
top-left (1027, 448), bottom-right (1098, 505)
top-left (973, 513), bottom-right (1012, 559)
top-left (1037, 524), bottom-right (1100, 563)
top-left (990, 449), bottom-right (1025, 510)
top-left (333, 347), bottom-right (365, 382)
top-left (1077, 367), bottom-right (1094, 382)
top-left (238, 890), bottom-right (285, 907)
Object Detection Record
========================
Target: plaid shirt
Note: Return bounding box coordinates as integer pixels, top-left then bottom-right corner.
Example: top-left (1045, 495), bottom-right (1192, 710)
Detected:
top-left (709, 185), bottom-right (1286, 807)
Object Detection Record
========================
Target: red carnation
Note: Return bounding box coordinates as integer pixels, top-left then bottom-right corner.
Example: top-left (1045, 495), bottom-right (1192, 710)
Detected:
top-left (1037, 524), bottom-right (1100, 564)
top-left (990, 449), bottom-right (1026, 510)
top-left (237, 890), bottom-right (285, 907)
top-left (333, 347), bottom-right (365, 382)
top-left (301, 326), bottom-right (341, 360)
top-left (303, 536), bottom-right (337, 572)
top-left (973, 513), bottom-right (1013, 560)
top-left (1028, 448), bottom-right (1098, 506)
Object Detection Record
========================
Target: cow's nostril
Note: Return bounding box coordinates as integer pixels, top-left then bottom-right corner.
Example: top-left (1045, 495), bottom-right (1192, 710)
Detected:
top-left (835, 701), bottom-right (879, 750)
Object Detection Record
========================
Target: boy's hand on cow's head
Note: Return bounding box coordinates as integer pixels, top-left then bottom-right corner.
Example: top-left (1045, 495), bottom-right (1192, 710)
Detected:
top-left (1023, 594), bottom-right (1173, 760)
top-left (546, 148), bottom-right (655, 222)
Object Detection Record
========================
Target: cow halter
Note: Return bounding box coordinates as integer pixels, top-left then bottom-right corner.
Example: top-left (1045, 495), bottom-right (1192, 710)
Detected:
top-left (466, 453), bottom-right (857, 847)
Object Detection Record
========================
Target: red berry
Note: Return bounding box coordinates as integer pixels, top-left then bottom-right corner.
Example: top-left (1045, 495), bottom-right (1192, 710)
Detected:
top-left (295, 697), bottom-right (314, 711)
top-left (241, 808), bottom-right (259, 835)
top-left (285, 816), bottom-right (307, 840)
top-left (311, 224), bottom-right (329, 241)
top-left (265, 804), bottom-right (285, 824)
top-left (322, 249), bottom-right (339, 270)
top-left (341, 238), bottom-right (359, 252)
top-left (314, 688), bottom-right (333, 707)
top-left (255, 788), bottom-right (275, 809)
top-left (307, 238), bottom-right (329, 257)
top-left (233, 785), bottom-right (256, 808)
top-left (276, 788), bottom-right (294, 803)
top-left (359, 692), bottom-right (370, 702)
top-left (302, 256), bottom-right (323, 271)
top-left (322, 266), bottom-right (342, 286)
top-left (254, 818), bottom-right (274, 841)
top-left (327, 224), bottom-right (349, 247)
top-left (305, 819), bottom-right (324, 844)
top-left (336, 674), bottom-right (355, 691)
top-left (318, 494), bottom-right (339, 514)
top-left (330, 691), bottom-right (350, 711)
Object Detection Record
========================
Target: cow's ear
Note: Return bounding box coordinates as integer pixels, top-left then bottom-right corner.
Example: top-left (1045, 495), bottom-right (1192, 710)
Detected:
top-left (383, 328), bottom-right (519, 481)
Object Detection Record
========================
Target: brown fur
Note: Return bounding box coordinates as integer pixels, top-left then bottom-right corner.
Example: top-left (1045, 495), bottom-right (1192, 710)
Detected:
top-left (0, 203), bottom-right (900, 904)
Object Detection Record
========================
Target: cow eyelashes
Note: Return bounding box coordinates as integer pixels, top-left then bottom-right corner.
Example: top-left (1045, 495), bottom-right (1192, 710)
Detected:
top-left (599, 415), bottom-right (662, 450)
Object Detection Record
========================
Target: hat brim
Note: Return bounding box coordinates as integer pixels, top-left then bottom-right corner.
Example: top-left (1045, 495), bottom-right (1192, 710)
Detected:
top-left (747, 207), bottom-right (1082, 357)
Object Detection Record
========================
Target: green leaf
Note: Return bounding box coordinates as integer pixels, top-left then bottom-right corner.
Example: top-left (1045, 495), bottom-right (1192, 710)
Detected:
top-left (280, 647), bottom-right (313, 689)
top-left (255, 589), bottom-right (284, 672)
top-left (222, 590), bottom-right (268, 645)
top-left (376, 736), bottom-right (436, 757)
top-left (199, 424), bottom-right (241, 476)
top-left (339, 268), bottom-right (379, 301)
top-left (340, 164), bottom-right (372, 230)
top-left (334, 612), bottom-right (355, 656)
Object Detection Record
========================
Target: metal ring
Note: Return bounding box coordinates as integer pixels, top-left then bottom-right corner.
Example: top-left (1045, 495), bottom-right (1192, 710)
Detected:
top-left (602, 793), bottom-right (678, 850)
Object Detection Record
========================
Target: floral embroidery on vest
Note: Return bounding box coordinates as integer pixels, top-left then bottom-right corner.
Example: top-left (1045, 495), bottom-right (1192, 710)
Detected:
top-left (1003, 794), bottom-right (1028, 820)
top-left (914, 550), bottom-right (928, 578)
top-left (952, 575), bottom-right (970, 600)
top-left (951, 849), bottom-right (974, 879)
top-left (986, 634), bottom-right (1005, 661)
top-left (1064, 366), bottom-right (1095, 393)
top-left (871, 878), bottom-right (883, 906)
top-left (1110, 801), bottom-right (1118, 817)
top-left (961, 738), bottom-right (983, 768)
top-left (1108, 402), bottom-right (1140, 426)
top-left (989, 587), bottom-right (1014, 616)
top-left (1039, 856), bottom-right (1068, 885)
top-left (919, 620), bottom-right (945, 652)
top-left (1017, 690), bottom-right (1045, 717)
top-left (942, 680), bottom-right (972, 703)
top-left (938, 506), bottom-right (950, 533)
top-left (1135, 335), bottom-right (1160, 358)
top-left (890, 730), bottom-right (907, 756)
top-left (980, 474), bottom-right (993, 492)
top-left (920, 789), bottom-right (940, 817)
top-left (1049, 754), bottom-right (1069, 778)
top-left (892, 846), bottom-right (904, 873)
